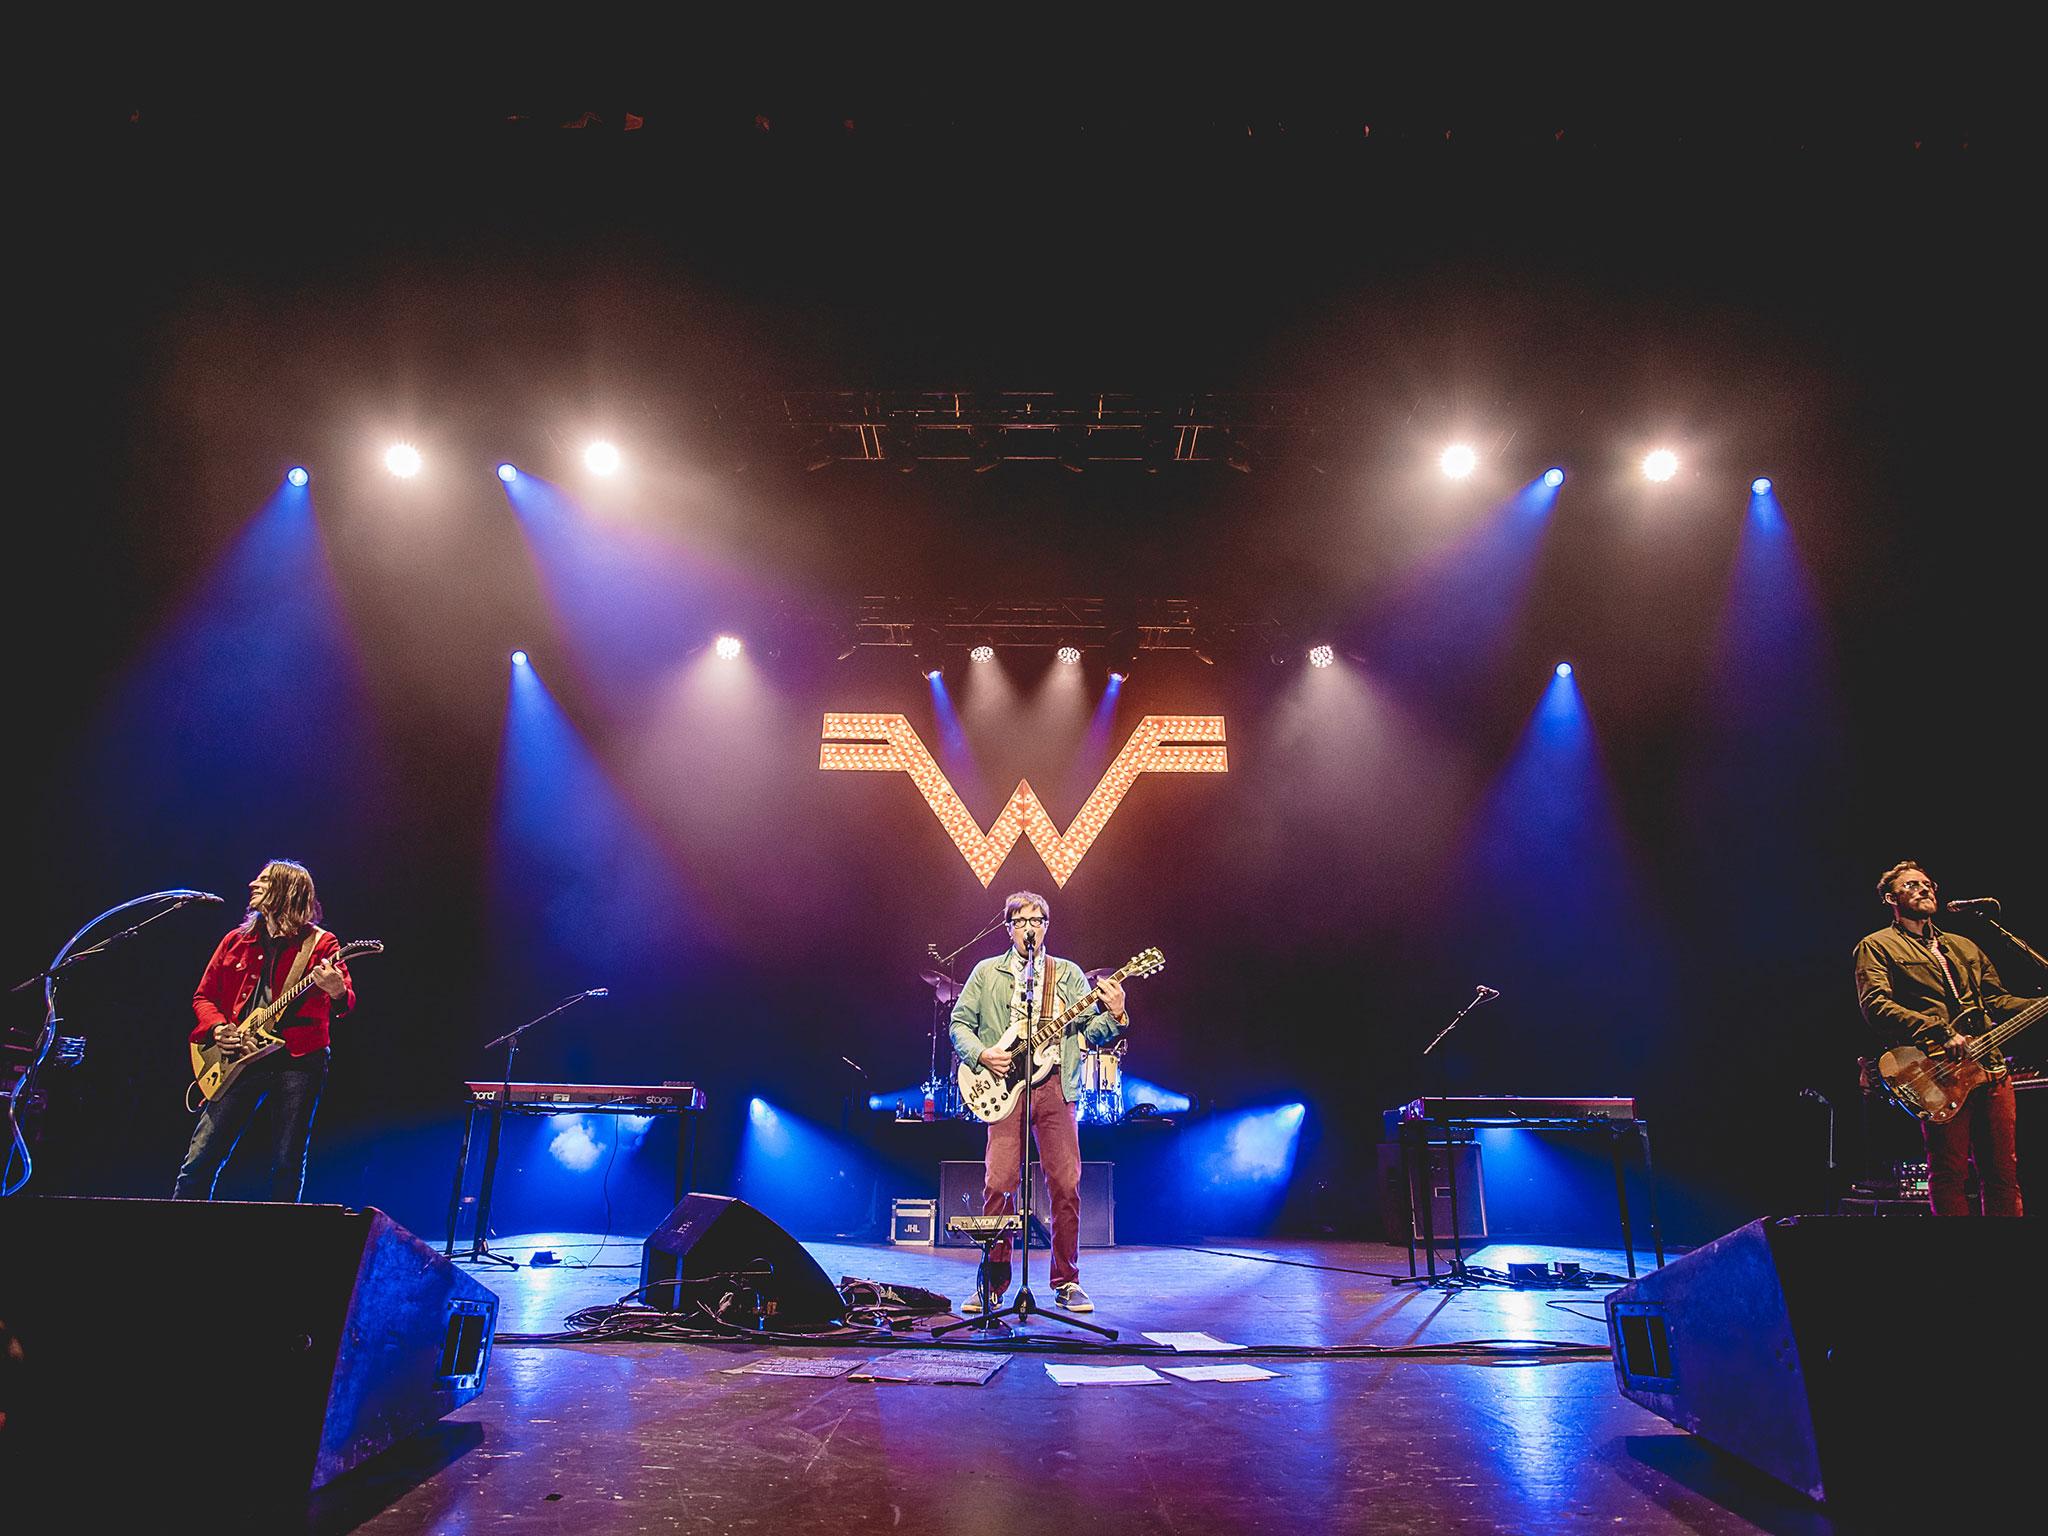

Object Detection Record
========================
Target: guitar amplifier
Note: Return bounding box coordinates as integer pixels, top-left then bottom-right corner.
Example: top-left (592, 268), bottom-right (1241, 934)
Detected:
top-left (937, 1160), bottom-right (1114, 1247)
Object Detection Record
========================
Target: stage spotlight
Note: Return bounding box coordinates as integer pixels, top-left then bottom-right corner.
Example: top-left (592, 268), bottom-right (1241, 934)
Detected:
top-left (1642, 450), bottom-right (1678, 482)
top-left (384, 443), bottom-right (423, 478)
top-left (714, 635), bottom-right (743, 661)
top-left (1057, 646), bottom-right (1081, 666)
top-left (970, 645), bottom-right (995, 664)
top-left (497, 463), bottom-right (520, 483)
top-left (1555, 661), bottom-right (1573, 677)
top-left (1308, 644), bottom-right (1335, 668)
top-left (1751, 475), bottom-right (1773, 495)
top-left (1109, 671), bottom-right (1128, 685)
top-left (584, 440), bottom-right (622, 476)
top-left (511, 650), bottom-right (529, 667)
top-left (1440, 443), bottom-right (1478, 480)
top-left (924, 667), bottom-right (942, 681)
top-left (286, 466), bottom-right (309, 487)
top-left (1543, 467), bottom-right (1565, 488)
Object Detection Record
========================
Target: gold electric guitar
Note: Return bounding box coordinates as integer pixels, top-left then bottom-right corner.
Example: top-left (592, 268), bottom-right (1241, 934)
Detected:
top-left (1877, 995), bottom-right (2048, 1122)
top-left (187, 939), bottom-right (384, 1106)
top-left (957, 948), bottom-right (1163, 1124)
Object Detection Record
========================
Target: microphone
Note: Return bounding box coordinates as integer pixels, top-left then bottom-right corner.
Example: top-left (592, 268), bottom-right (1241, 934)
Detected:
top-left (1474, 985), bottom-right (1500, 1000)
top-left (585, 987), bottom-right (609, 997)
top-left (1947, 897), bottom-right (2001, 914)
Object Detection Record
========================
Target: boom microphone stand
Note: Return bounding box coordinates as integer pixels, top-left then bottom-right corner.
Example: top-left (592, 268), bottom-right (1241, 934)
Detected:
top-left (454, 988), bottom-right (606, 1267)
top-left (1396, 984), bottom-right (1499, 1287)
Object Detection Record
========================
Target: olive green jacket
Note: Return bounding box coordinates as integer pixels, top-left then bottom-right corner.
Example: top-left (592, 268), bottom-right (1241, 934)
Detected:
top-left (949, 952), bottom-right (1124, 1103)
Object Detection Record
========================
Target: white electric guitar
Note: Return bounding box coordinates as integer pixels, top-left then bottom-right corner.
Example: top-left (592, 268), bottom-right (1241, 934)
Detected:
top-left (957, 947), bottom-right (1163, 1123)
top-left (188, 939), bottom-right (384, 1105)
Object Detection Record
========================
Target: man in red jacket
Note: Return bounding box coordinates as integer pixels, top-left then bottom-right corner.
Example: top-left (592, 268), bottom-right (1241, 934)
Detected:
top-left (173, 860), bottom-right (354, 1202)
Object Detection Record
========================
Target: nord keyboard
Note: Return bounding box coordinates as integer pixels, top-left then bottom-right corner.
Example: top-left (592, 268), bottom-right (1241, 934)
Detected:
top-left (464, 1081), bottom-right (704, 1110)
top-left (1397, 1095), bottom-right (1635, 1123)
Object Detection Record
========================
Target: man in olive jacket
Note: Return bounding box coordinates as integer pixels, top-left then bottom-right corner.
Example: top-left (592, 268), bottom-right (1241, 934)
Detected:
top-left (949, 889), bottom-right (1125, 1313)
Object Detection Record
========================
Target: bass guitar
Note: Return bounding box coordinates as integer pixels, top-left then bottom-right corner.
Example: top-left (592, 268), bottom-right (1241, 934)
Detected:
top-left (957, 947), bottom-right (1163, 1124)
top-left (187, 939), bottom-right (384, 1106)
top-left (1877, 995), bottom-right (2048, 1123)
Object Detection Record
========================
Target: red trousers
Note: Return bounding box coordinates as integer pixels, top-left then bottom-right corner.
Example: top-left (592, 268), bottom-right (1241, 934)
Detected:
top-left (1924, 1075), bottom-right (2023, 1216)
top-left (981, 1078), bottom-right (1083, 1289)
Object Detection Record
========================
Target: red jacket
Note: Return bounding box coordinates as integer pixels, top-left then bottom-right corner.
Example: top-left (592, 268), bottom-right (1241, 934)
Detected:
top-left (189, 926), bottom-right (355, 1056)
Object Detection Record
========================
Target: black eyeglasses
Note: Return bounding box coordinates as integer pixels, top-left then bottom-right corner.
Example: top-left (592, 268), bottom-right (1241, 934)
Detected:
top-left (1008, 916), bottom-right (1047, 927)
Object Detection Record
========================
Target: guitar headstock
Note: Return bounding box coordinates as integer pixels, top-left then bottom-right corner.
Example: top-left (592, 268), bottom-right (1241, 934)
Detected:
top-left (1122, 947), bottom-right (1164, 980)
top-left (343, 939), bottom-right (386, 956)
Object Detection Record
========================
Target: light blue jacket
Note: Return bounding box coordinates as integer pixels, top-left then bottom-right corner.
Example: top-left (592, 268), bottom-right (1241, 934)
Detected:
top-left (949, 952), bottom-right (1124, 1103)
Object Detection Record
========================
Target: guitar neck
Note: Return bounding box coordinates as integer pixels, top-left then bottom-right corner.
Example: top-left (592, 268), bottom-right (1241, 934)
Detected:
top-left (1976, 995), bottom-right (2048, 1058)
top-left (1028, 966), bottom-right (1129, 1052)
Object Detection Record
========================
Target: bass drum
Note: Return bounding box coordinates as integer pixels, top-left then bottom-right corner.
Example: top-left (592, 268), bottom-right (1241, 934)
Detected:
top-left (1077, 1047), bottom-right (1124, 1125)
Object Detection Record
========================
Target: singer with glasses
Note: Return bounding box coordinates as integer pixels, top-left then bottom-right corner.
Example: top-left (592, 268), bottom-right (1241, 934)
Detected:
top-left (173, 860), bottom-right (355, 1202)
top-left (1853, 860), bottom-right (2036, 1215)
top-left (949, 891), bottom-right (1126, 1314)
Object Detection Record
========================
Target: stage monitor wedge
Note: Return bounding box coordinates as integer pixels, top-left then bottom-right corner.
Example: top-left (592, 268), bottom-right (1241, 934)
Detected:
top-left (1606, 1214), bottom-right (2047, 1510)
top-left (0, 1197), bottom-right (496, 1502)
top-left (640, 1192), bottom-right (845, 1329)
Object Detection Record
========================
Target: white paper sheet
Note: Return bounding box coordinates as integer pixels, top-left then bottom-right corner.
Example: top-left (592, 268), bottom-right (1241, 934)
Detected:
top-left (1141, 1331), bottom-right (1247, 1352)
top-left (1161, 1363), bottom-right (1280, 1383)
top-left (1043, 1363), bottom-right (1169, 1386)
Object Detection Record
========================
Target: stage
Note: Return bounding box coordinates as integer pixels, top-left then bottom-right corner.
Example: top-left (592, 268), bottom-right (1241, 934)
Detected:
top-left (315, 1233), bottom-right (1844, 1536)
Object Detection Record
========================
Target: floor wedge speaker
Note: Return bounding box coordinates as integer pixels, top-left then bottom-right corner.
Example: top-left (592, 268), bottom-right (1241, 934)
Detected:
top-left (0, 1197), bottom-right (496, 1502)
top-left (640, 1193), bottom-right (844, 1329)
top-left (1606, 1214), bottom-right (2046, 1510)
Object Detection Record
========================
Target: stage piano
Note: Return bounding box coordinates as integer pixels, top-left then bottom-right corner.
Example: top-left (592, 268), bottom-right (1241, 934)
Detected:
top-left (1390, 1092), bottom-right (1663, 1281)
top-left (446, 1082), bottom-right (706, 1262)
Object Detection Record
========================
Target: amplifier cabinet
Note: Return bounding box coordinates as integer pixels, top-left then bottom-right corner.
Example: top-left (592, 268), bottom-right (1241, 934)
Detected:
top-left (937, 1160), bottom-right (1114, 1247)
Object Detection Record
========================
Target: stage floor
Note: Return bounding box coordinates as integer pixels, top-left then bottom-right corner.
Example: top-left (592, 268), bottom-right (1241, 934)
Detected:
top-left (327, 1234), bottom-right (1845, 1536)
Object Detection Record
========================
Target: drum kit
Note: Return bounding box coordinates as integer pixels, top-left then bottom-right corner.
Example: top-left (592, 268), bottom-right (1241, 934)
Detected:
top-left (911, 963), bottom-right (1130, 1124)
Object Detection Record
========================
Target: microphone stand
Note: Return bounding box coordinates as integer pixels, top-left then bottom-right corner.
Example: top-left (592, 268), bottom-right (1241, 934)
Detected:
top-left (1968, 911), bottom-right (2048, 978)
top-left (5, 889), bottom-right (221, 1198)
top-left (921, 912), bottom-right (1016, 1116)
top-left (458, 991), bottom-right (603, 1267)
top-left (1397, 986), bottom-right (1497, 1287)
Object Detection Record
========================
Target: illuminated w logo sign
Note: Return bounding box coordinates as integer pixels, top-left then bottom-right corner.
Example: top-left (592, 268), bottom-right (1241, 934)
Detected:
top-left (820, 714), bottom-right (1227, 887)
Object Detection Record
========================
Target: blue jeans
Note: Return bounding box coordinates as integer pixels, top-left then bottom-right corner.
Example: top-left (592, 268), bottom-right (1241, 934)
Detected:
top-left (173, 1048), bottom-right (329, 1202)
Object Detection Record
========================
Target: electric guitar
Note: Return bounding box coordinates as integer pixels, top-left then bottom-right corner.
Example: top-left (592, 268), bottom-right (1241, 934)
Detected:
top-left (957, 948), bottom-right (1163, 1124)
top-left (1877, 996), bottom-right (2048, 1123)
top-left (187, 939), bottom-right (384, 1105)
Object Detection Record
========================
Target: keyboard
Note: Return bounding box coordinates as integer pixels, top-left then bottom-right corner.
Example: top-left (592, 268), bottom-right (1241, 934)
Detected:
top-left (464, 1081), bottom-right (705, 1110)
top-left (1397, 1095), bottom-right (1636, 1123)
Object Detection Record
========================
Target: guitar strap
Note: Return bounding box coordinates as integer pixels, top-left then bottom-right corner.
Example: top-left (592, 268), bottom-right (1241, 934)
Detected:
top-left (278, 927), bottom-right (325, 1001)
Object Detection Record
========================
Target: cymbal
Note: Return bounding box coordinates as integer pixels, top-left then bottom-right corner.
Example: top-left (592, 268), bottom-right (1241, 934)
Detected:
top-left (919, 969), bottom-right (963, 1001)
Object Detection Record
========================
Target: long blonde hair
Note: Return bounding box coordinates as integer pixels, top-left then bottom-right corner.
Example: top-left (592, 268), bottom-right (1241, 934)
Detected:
top-left (241, 859), bottom-right (323, 937)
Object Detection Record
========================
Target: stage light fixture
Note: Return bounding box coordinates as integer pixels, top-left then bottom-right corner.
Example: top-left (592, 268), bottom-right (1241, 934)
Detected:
top-left (1057, 646), bottom-right (1081, 666)
top-left (924, 667), bottom-right (942, 682)
top-left (584, 440), bottom-right (622, 476)
top-left (1751, 475), bottom-right (1773, 495)
top-left (1643, 450), bottom-right (1678, 482)
top-left (511, 650), bottom-right (529, 667)
top-left (1109, 671), bottom-right (1128, 685)
top-left (1440, 443), bottom-right (1478, 479)
top-left (1543, 467), bottom-right (1565, 488)
top-left (970, 645), bottom-right (995, 664)
top-left (1555, 661), bottom-right (1573, 677)
top-left (714, 635), bottom-right (743, 661)
top-left (384, 443), bottom-right (423, 479)
top-left (497, 463), bottom-right (520, 483)
top-left (1308, 644), bottom-right (1335, 668)
top-left (286, 466), bottom-right (309, 487)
